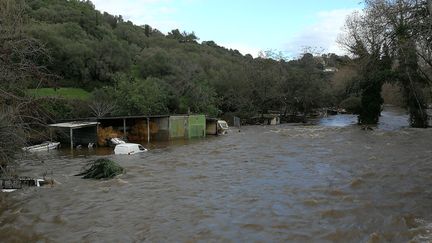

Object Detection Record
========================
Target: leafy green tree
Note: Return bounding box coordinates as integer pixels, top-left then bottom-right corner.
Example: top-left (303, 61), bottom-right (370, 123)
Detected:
top-left (137, 49), bottom-right (175, 79)
top-left (340, 11), bottom-right (390, 124)
top-left (110, 74), bottom-right (169, 115)
top-left (167, 29), bottom-right (199, 43)
top-left (282, 53), bottom-right (331, 121)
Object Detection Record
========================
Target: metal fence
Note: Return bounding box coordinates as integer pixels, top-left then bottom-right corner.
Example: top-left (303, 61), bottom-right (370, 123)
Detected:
top-left (233, 116), bottom-right (241, 128)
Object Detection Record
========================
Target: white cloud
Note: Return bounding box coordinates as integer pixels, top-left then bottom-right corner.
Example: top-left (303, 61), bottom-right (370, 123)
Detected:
top-left (90, 1), bottom-right (356, 59)
top-left (284, 8), bottom-right (358, 57)
top-left (91, 0), bottom-right (261, 56)
top-left (91, 0), bottom-right (180, 33)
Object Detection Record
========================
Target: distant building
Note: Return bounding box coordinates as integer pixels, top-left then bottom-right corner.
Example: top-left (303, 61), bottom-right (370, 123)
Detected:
top-left (323, 67), bottom-right (338, 73)
top-left (264, 114), bottom-right (280, 125)
top-left (250, 114), bottom-right (280, 125)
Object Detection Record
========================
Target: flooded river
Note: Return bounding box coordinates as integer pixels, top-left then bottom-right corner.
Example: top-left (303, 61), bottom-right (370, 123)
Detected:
top-left (1, 107), bottom-right (432, 242)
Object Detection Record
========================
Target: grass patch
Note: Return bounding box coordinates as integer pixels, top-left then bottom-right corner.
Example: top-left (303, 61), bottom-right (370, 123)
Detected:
top-left (27, 88), bottom-right (91, 100)
top-left (76, 158), bottom-right (124, 179)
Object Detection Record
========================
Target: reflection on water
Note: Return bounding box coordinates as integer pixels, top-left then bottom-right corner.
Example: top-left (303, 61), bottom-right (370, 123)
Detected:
top-left (1, 107), bottom-right (432, 242)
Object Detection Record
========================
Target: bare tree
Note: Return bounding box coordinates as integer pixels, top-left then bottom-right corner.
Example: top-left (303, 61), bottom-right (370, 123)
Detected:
top-left (372, 0), bottom-right (430, 127)
top-left (0, 0), bottom-right (52, 174)
top-left (415, 0), bottom-right (432, 98)
top-left (87, 88), bottom-right (117, 118)
top-left (89, 100), bottom-right (116, 118)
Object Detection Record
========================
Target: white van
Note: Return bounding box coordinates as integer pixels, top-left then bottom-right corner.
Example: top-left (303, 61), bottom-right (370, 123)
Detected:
top-left (114, 143), bottom-right (148, 155)
top-left (217, 120), bottom-right (229, 135)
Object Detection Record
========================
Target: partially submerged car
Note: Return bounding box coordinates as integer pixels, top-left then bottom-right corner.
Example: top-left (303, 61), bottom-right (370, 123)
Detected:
top-left (114, 143), bottom-right (148, 155)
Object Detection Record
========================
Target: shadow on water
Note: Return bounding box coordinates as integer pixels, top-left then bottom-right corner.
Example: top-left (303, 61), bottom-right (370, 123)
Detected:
top-left (1, 106), bottom-right (431, 242)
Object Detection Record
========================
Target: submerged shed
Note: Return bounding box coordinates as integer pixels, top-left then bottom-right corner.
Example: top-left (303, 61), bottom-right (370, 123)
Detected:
top-left (169, 115), bottom-right (206, 139)
top-left (50, 114), bottom-right (207, 148)
top-left (96, 115), bottom-right (170, 145)
top-left (206, 118), bottom-right (218, 135)
top-left (49, 121), bottom-right (99, 149)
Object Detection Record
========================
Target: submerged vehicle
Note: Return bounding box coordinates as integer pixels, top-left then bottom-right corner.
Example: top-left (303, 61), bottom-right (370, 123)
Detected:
top-left (114, 143), bottom-right (148, 155)
top-left (22, 141), bottom-right (60, 152)
top-left (217, 120), bottom-right (229, 135)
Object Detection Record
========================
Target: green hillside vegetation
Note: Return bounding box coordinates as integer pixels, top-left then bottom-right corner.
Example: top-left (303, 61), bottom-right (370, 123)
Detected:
top-left (28, 88), bottom-right (91, 100)
top-left (20, 0), bottom-right (351, 120)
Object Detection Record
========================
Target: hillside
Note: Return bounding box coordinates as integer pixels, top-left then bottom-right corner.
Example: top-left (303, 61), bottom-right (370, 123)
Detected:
top-left (28, 88), bottom-right (90, 100)
top-left (22, 0), bottom-right (350, 119)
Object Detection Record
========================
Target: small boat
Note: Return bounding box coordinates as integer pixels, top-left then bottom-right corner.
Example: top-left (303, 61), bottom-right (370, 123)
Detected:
top-left (22, 141), bottom-right (60, 152)
top-left (1, 189), bottom-right (17, 193)
top-left (108, 137), bottom-right (126, 147)
top-left (110, 137), bottom-right (126, 145)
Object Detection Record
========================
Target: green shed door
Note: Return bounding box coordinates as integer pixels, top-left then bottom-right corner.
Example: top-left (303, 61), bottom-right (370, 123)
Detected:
top-left (169, 116), bottom-right (187, 139)
top-left (188, 115), bottom-right (206, 138)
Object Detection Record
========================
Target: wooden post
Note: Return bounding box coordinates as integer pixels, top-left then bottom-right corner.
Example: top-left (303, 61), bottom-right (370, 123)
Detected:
top-left (70, 128), bottom-right (73, 150)
top-left (147, 117), bottom-right (150, 143)
top-left (168, 116), bottom-right (171, 140)
top-left (96, 123), bottom-right (99, 147)
top-left (123, 118), bottom-right (126, 137)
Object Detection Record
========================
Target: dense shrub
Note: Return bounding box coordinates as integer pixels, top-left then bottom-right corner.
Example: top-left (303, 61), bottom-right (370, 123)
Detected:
top-left (76, 158), bottom-right (124, 179)
top-left (340, 96), bottom-right (361, 114)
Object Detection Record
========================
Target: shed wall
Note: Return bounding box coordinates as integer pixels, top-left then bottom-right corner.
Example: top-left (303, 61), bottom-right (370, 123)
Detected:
top-left (206, 120), bottom-right (217, 135)
top-left (188, 115), bottom-right (206, 138)
top-left (151, 117), bottom-right (170, 141)
top-left (56, 126), bottom-right (97, 146)
top-left (169, 116), bottom-right (188, 139)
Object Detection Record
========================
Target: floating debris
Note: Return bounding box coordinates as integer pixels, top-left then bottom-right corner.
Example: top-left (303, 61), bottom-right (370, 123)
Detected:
top-left (361, 125), bottom-right (374, 131)
top-left (76, 158), bottom-right (124, 179)
top-left (1, 177), bottom-right (48, 192)
top-left (1, 189), bottom-right (16, 193)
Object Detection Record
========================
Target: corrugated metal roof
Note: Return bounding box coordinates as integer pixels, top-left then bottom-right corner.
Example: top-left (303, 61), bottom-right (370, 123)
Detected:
top-left (48, 121), bottom-right (99, 128)
top-left (96, 115), bottom-right (170, 120)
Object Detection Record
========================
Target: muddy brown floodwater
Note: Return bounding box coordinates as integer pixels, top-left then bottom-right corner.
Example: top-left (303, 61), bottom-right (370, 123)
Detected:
top-left (1, 107), bottom-right (432, 242)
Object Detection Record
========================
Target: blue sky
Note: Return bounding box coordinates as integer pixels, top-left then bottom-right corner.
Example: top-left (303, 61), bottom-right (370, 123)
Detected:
top-left (91, 0), bottom-right (362, 57)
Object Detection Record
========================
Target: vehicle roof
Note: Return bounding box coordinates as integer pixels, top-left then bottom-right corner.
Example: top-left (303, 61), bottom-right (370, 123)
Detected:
top-left (115, 143), bottom-right (140, 148)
